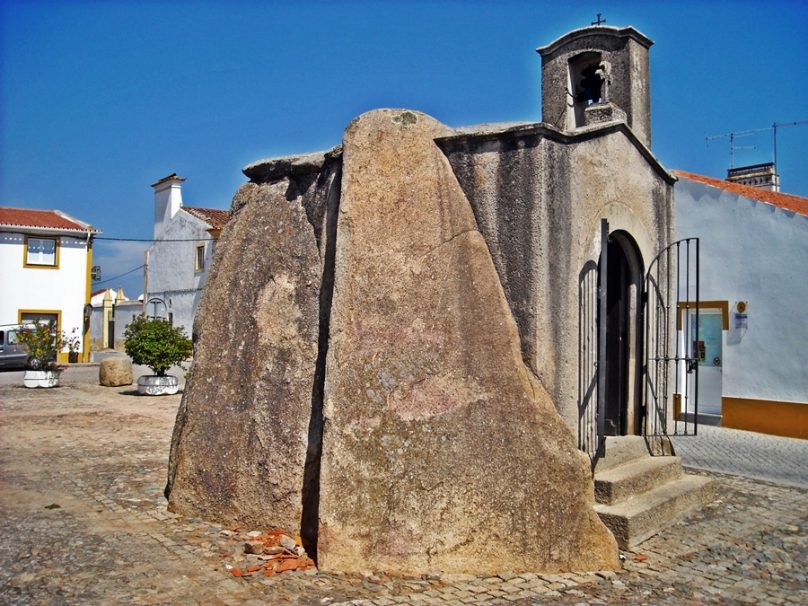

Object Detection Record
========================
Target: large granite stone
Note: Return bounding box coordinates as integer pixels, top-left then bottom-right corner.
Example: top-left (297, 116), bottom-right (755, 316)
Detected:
top-left (166, 154), bottom-right (341, 541)
top-left (98, 356), bottom-right (132, 387)
top-left (318, 109), bottom-right (618, 575)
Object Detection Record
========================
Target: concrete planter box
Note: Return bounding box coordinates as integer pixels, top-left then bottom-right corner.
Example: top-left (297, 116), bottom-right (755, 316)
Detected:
top-left (137, 375), bottom-right (179, 396)
top-left (23, 370), bottom-right (61, 388)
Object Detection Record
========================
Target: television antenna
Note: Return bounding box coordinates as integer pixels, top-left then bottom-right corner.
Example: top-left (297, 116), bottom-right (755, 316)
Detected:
top-left (706, 120), bottom-right (808, 169)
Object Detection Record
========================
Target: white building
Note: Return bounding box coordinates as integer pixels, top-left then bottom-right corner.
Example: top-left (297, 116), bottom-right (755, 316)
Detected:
top-left (88, 287), bottom-right (142, 352)
top-left (144, 174), bottom-right (229, 336)
top-left (673, 170), bottom-right (808, 439)
top-left (0, 207), bottom-right (98, 362)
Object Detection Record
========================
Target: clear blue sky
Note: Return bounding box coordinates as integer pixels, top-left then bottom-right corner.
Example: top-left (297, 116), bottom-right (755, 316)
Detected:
top-left (2, 0), bottom-right (807, 296)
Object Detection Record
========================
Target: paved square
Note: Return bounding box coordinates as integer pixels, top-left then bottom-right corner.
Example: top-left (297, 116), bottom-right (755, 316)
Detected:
top-left (0, 376), bottom-right (805, 605)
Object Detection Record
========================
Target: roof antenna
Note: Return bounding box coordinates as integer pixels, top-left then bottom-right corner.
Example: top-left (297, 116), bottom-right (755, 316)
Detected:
top-left (591, 13), bottom-right (606, 25)
top-left (706, 121), bottom-right (807, 169)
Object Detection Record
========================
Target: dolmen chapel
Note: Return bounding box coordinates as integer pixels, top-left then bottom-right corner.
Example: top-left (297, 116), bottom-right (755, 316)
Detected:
top-left (166, 24), bottom-right (713, 574)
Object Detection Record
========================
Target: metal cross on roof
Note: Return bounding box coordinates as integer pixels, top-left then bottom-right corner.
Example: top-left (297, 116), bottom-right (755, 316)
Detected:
top-left (592, 13), bottom-right (606, 25)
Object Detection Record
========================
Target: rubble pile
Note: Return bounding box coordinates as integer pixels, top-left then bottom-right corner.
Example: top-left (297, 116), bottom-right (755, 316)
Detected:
top-left (225, 530), bottom-right (315, 578)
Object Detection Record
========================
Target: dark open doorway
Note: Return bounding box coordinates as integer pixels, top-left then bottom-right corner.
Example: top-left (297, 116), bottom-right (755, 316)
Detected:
top-left (598, 231), bottom-right (644, 436)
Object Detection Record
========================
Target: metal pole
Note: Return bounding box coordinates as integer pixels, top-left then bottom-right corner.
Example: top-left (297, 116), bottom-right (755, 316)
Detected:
top-left (694, 238), bottom-right (700, 436)
top-left (143, 250), bottom-right (149, 315)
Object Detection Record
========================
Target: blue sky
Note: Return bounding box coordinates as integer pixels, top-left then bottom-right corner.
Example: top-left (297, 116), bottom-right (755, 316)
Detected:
top-left (2, 0), bottom-right (807, 296)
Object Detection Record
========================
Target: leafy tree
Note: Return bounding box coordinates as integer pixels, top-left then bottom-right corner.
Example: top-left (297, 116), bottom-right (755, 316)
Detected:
top-left (124, 315), bottom-right (192, 376)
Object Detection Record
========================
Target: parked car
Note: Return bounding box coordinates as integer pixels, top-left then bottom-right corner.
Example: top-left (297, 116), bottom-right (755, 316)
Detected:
top-left (0, 325), bottom-right (30, 369)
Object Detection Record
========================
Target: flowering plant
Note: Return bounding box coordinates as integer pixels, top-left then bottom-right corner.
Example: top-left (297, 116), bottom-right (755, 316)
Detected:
top-left (62, 327), bottom-right (82, 353)
top-left (17, 321), bottom-right (61, 370)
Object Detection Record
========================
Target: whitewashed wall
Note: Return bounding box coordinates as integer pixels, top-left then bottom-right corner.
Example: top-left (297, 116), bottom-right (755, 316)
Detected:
top-left (675, 179), bottom-right (808, 404)
top-left (145, 211), bottom-right (214, 337)
top-left (0, 231), bottom-right (89, 353)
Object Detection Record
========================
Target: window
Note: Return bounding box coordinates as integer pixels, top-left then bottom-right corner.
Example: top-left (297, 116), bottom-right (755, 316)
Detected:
top-left (20, 311), bottom-right (59, 327)
top-left (25, 236), bottom-right (59, 267)
top-left (195, 244), bottom-right (205, 272)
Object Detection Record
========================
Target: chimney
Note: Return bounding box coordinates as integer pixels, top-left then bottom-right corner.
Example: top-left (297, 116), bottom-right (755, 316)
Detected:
top-left (726, 162), bottom-right (781, 193)
top-left (151, 173), bottom-right (186, 239)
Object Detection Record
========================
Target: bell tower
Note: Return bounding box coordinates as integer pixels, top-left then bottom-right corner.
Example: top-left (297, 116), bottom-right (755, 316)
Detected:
top-left (537, 25), bottom-right (653, 148)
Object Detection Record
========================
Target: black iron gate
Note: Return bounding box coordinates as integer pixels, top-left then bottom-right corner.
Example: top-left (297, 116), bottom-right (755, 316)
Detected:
top-left (577, 219), bottom-right (609, 462)
top-left (578, 225), bottom-right (700, 462)
top-left (644, 237), bottom-right (701, 445)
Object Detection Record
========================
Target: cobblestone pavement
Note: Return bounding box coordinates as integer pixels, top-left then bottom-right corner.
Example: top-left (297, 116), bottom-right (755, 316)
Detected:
top-left (671, 424), bottom-right (808, 488)
top-left (1, 383), bottom-right (805, 605)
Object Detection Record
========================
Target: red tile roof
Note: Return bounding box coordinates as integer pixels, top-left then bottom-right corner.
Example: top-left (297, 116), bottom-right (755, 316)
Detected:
top-left (672, 170), bottom-right (808, 218)
top-left (0, 207), bottom-right (97, 232)
top-left (183, 206), bottom-right (231, 229)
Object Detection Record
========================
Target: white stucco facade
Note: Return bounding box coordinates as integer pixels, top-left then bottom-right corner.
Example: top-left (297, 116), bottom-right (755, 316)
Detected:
top-left (144, 175), bottom-right (226, 337)
top-left (0, 208), bottom-right (97, 361)
top-left (674, 173), bottom-right (808, 437)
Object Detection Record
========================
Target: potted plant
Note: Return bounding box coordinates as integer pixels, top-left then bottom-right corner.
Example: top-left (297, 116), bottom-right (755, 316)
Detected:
top-left (124, 315), bottom-right (192, 395)
top-left (62, 327), bottom-right (82, 363)
top-left (17, 321), bottom-right (62, 388)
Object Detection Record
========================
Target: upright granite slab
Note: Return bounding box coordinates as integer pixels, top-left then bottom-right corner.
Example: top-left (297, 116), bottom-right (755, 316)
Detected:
top-left (166, 153), bottom-right (341, 540)
top-left (318, 109), bottom-right (618, 574)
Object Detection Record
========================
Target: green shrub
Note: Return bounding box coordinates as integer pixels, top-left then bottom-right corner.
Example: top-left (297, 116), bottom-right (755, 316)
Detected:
top-left (123, 315), bottom-right (192, 376)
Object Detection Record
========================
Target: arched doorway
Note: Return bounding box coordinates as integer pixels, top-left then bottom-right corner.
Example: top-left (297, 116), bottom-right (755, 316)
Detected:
top-left (599, 230), bottom-right (644, 436)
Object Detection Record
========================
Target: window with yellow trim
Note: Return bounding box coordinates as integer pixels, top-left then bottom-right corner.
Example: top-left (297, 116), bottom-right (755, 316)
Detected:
top-left (25, 236), bottom-right (58, 267)
top-left (194, 244), bottom-right (205, 272)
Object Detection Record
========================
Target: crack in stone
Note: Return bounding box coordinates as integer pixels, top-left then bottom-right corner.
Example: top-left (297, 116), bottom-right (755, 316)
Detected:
top-left (418, 228), bottom-right (479, 261)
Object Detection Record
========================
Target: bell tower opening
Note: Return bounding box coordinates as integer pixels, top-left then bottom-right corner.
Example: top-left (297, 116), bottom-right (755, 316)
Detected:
top-left (568, 52), bottom-right (606, 129)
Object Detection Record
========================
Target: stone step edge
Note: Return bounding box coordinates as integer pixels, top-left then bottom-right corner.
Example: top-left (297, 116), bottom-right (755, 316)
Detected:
top-left (594, 456), bottom-right (684, 505)
top-left (594, 474), bottom-right (715, 549)
top-left (594, 436), bottom-right (652, 472)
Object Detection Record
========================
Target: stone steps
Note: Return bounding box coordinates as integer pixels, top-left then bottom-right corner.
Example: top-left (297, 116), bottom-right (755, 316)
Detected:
top-left (593, 436), bottom-right (715, 549)
top-left (594, 435), bottom-right (649, 472)
top-left (595, 456), bottom-right (683, 505)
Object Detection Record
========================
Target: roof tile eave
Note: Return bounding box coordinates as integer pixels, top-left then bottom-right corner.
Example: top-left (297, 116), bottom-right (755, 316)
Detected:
top-left (0, 207), bottom-right (98, 232)
top-left (182, 206), bottom-right (231, 229)
top-left (672, 169), bottom-right (808, 218)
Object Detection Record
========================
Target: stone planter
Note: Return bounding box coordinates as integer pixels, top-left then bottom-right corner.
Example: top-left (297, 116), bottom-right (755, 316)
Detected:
top-left (23, 370), bottom-right (61, 389)
top-left (137, 375), bottom-right (179, 396)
